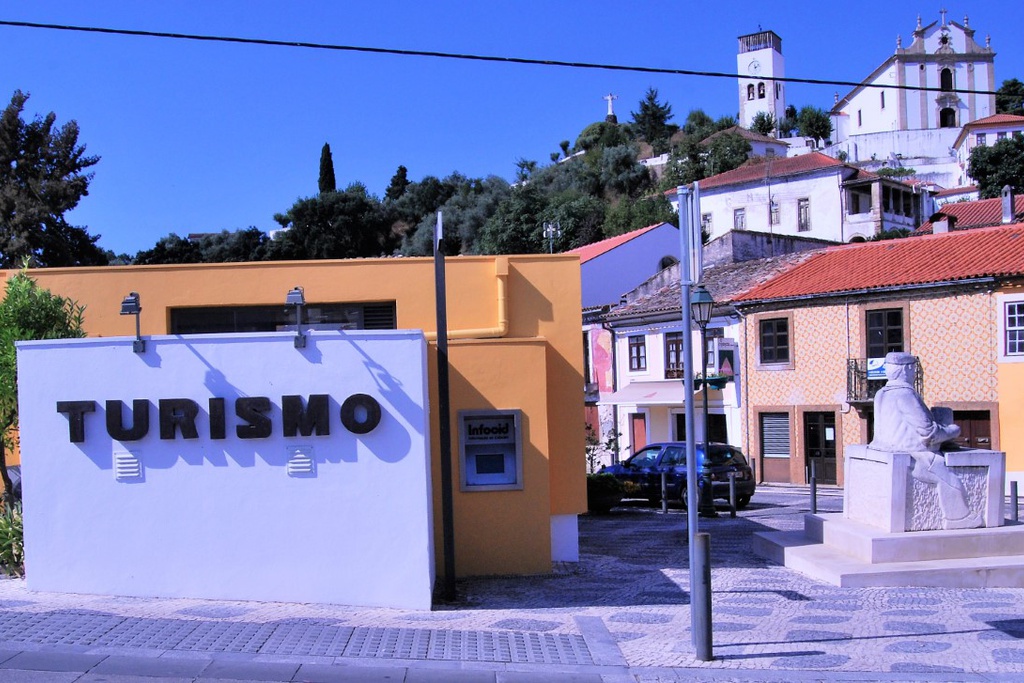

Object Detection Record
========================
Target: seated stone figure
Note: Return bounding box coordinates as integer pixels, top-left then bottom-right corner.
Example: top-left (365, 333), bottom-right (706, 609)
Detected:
top-left (869, 352), bottom-right (982, 530)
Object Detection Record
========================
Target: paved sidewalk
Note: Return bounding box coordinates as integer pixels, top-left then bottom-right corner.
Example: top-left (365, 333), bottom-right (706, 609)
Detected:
top-left (2, 485), bottom-right (1023, 682)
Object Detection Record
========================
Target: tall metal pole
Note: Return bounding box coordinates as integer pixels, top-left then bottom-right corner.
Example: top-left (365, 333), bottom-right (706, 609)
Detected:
top-left (678, 187), bottom-right (711, 658)
top-left (434, 212), bottom-right (457, 601)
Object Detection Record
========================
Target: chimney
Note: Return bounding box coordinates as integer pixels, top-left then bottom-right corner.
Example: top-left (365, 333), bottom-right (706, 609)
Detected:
top-left (1003, 185), bottom-right (1015, 224)
top-left (933, 216), bottom-right (949, 234)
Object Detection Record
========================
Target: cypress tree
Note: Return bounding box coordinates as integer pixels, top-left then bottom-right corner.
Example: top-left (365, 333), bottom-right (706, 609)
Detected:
top-left (318, 143), bottom-right (336, 194)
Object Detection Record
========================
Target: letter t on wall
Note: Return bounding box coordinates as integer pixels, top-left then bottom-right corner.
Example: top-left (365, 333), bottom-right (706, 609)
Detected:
top-left (56, 401), bottom-right (97, 443)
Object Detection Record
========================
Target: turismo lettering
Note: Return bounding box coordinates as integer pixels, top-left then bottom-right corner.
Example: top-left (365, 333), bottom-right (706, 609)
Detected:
top-left (55, 394), bottom-right (382, 443)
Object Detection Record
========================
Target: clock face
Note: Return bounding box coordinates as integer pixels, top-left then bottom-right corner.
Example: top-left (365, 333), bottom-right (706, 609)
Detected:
top-left (748, 59), bottom-right (761, 75)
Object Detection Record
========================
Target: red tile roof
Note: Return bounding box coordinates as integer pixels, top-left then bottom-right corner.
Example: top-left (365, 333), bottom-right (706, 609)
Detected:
top-left (734, 223), bottom-right (1024, 302)
top-left (567, 223), bottom-right (672, 264)
top-left (935, 185), bottom-right (977, 198)
top-left (697, 152), bottom-right (845, 191)
top-left (917, 195), bottom-right (1024, 233)
top-left (964, 114), bottom-right (1024, 129)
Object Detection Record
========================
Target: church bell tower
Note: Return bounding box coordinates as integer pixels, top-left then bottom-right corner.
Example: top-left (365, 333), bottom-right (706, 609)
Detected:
top-left (738, 30), bottom-right (786, 132)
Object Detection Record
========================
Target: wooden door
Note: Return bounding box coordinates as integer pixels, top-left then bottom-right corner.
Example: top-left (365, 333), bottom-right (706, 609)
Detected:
top-left (630, 413), bottom-right (647, 455)
top-left (803, 411), bottom-right (837, 485)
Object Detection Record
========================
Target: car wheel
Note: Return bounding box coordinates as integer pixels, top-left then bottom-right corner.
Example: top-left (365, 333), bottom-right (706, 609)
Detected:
top-left (736, 495), bottom-right (751, 510)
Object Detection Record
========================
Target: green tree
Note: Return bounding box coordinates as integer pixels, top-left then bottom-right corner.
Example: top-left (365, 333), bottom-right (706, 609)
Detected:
top-left (0, 266), bottom-right (85, 503)
top-left (544, 193), bottom-right (607, 249)
top-left (269, 183), bottom-right (394, 259)
top-left (515, 158), bottom-right (539, 183)
top-left (599, 145), bottom-right (651, 198)
top-left (388, 173), bottom-right (460, 242)
top-left (574, 120), bottom-right (628, 153)
top-left (476, 184), bottom-right (546, 254)
top-left (133, 234), bottom-right (203, 265)
top-left (876, 166), bottom-right (917, 180)
top-left (194, 228), bottom-right (269, 263)
top-left (797, 106), bottom-right (832, 144)
top-left (968, 132), bottom-right (1024, 198)
top-left (384, 165), bottom-right (410, 201)
top-left (996, 78), bottom-right (1024, 115)
top-left (681, 109), bottom-right (716, 138)
top-left (703, 133), bottom-right (752, 178)
top-left (603, 195), bottom-right (675, 237)
top-left (0, 90), bottom-right (106, 268)
top-left (401, 175), bottom-right (510, 256)
top-left (778, 105), bottom-right (799, 137)
top-left (318, 143), bottom-right (336, 194)
top-left (750, 111), bottom-right (777, 137)
top-left (630, 87), bottom-right (676, 153)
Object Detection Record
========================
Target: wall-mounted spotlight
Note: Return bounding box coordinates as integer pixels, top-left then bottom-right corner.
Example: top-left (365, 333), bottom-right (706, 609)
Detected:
top-left (286, 286), bottom-right (306, 348)
top-left (119, 292), bottom-right (145, 353)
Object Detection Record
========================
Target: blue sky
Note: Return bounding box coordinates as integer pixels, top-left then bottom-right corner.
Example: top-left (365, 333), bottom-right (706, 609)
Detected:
top-left (3, 2), bottom-right (1023, 256)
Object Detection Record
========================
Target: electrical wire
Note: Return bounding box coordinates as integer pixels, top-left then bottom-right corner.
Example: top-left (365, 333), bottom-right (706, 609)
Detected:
top-left (0, 19), bottom-right (1004, 97)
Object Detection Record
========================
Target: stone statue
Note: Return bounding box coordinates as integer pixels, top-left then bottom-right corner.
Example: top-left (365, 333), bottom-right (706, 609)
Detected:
top-left (869, 352), bottom-right (982, 530)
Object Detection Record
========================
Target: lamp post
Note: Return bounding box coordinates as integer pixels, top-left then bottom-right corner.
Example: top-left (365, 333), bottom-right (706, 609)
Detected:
top-left (119, 292), bottom-right (144, 353)
top-left (678, 185), bottom-right (713, 661)
top-left (690, 285), bottom-right (716, 518)
top-left (286, 286), bottom-right (306, 348)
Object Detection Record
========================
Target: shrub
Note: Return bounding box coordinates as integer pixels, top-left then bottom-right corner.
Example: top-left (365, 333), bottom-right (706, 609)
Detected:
top-left (0, 501), bottom-right (23, 576)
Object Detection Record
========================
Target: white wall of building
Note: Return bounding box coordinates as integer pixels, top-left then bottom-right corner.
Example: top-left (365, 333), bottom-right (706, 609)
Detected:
top-left (18, 330), bottom-right (434, 609)
top-left (701, 171), bottom-right (844, 243)
top-left (609, 319), bottom-right (743, 458)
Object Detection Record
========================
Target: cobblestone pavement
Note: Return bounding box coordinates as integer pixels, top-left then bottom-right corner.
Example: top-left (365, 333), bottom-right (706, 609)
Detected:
top-left (2, 485), bottom-right (1024, 682)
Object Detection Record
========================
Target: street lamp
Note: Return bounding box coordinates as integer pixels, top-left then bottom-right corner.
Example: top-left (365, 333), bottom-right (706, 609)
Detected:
top-left (286, 286), bottom-right (306, 348)
top-left (119, 292), bottom-right (144, 353)
top-left (690, 284), bottom-right (717, 518)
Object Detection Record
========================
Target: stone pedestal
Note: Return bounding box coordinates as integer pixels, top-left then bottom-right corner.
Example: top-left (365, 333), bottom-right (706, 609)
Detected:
top-left (844, 445), bottom-right (1005, 532)
top-left (754, 446), bottom-right (1023, 588)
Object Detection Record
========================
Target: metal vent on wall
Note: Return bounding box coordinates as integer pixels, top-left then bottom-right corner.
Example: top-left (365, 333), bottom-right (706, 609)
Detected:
top-left (287, 447), bottom-right (316, 477)
top-left (113, 452), bottom-right (143, 481)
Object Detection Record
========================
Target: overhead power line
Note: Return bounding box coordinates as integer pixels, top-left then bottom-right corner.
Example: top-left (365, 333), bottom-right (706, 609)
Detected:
top-left (0, 19), bottom-right (1004, 97)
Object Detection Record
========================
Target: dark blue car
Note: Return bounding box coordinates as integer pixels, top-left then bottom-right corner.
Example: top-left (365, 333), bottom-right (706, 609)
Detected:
top-left (600, 442), bottom-right (755, 509)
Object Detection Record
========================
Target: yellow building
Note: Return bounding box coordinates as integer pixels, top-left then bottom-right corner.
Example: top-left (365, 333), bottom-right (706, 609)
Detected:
top-left (733, 225), bottom-right (1024, 487)
top-left (5, 255), bottom-right (585, 579)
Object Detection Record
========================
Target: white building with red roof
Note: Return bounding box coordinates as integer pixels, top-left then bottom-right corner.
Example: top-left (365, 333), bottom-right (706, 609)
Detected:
top-left (669, 152), bottom-right (927, 244)
top-left (953, 113), bottom-right (1024, 186)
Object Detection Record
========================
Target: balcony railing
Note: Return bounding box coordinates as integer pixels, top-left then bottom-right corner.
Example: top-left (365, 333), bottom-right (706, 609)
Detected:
top-left (847, 357), bottom-right (923, 404)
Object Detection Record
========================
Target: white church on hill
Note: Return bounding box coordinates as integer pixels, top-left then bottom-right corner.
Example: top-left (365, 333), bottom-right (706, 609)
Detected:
top-left (824, 10), bottom-right (997, 188)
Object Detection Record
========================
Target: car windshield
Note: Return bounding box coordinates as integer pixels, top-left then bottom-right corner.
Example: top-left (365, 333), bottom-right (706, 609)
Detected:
top-left (626, 447), bottom-right (660, 468)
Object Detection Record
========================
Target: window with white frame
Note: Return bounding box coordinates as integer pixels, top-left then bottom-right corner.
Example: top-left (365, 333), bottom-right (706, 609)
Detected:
top-left (664, 332), bottom-right (683, 378)
top-left (797, 198), bottom-right (811, 231)
top-left (701, 213), bottom-right (712, 235)
top-left (733, 208), bottom-right (746, 230)
top-left (977, 132), bottom-right (987, 146)
top-left (1006, 301), bottom-right (1024, 357)
top-left (628, 335), bottom-right (647, 371)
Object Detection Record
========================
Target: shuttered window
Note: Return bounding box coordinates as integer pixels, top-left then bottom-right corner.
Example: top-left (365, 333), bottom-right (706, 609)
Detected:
top-left (170, 301), bottom-right (397, 334)
top-left (760, 412), bottom-right (791, 459)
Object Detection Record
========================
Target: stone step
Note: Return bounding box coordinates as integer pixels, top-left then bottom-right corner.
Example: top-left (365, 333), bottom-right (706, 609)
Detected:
top-left (754, 529), bottom-right (1024, 587)
top-left (803, 513), bottom-right (1024, 563)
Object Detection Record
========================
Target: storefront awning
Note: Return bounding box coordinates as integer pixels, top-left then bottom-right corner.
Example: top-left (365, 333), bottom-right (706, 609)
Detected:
top-left (598, 381), bottom-right (691, 406)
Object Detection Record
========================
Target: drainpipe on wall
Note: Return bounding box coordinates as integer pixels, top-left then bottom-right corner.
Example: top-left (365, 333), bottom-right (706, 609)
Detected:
top-left (425, 257), bottom-right (509, 341)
